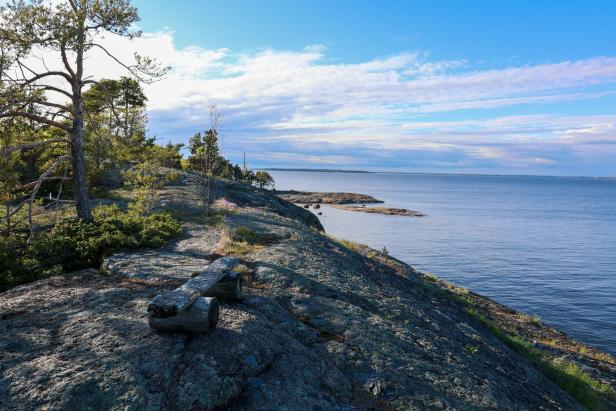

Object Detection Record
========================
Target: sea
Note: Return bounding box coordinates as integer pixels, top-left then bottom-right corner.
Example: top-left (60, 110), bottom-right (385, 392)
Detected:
top-left (270, 170), bottom-right (616, 355)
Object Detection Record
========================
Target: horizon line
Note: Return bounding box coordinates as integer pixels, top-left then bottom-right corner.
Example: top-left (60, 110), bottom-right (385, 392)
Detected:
top-left (261, 167), bottom-right (616, 180)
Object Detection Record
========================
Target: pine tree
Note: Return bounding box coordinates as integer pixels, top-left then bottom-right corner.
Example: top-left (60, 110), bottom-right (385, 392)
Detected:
top-left (0, 0), bottom-right (167, 222)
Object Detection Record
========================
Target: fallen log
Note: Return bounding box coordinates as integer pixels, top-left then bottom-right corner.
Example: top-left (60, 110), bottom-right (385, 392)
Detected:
top-left (148, 256), bottom-right (239, 318)
top-left (148, 297), bottom-right (219, 333)
top-left (203, 270), bottom-right (242, 300)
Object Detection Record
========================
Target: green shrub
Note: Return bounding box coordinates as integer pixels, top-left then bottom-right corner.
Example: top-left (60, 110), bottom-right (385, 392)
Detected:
top-left (0, 205), bottom-right (181, 292)
top-left (233, 226), bottom-right (259, 244)
top-left (0, 232), bottom-right (59, 291)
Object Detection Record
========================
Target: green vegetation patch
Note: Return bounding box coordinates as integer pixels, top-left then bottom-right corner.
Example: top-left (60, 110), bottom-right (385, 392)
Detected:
top-left (328, 235), bottom-right (366, 252)
top-left (417, 272), bottom-right (614, 411)
top-left (233, 226), bottom-right (260, 243)
top-left (0, 204), bottom-right (181, 292)
top-left (216, 225), bottom-right (281, 256)
top-left (465, 307), bottom-right (613, 411)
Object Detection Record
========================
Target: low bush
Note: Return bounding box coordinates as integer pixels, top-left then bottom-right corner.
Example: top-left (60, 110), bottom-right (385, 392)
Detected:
top-left (233, 226), bottom-right (259, 243)
top-left (0, 205), bottom-right (181, 292)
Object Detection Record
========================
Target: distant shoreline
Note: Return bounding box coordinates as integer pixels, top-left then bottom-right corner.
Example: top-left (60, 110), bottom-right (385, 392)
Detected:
top-left (263, 167), bottom-right (616, 180)
top-left (263, 168), bottom-right (370, 174)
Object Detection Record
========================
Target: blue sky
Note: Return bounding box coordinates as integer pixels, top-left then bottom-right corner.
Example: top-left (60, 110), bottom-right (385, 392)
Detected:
top-left (127, 0), bottom-right (616, 176)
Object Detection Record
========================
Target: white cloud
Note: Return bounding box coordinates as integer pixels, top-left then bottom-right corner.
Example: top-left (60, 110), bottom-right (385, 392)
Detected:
top-left (94, 32), bottom-right (615, 119)
top-left (14, 28), bottom-right (616, 174)
top-left (250, 152), bottom-right (359, 165)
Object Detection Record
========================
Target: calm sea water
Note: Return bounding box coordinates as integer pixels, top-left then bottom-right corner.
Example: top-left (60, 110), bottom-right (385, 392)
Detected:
top-left (271, 171), bottom-right (616, 355)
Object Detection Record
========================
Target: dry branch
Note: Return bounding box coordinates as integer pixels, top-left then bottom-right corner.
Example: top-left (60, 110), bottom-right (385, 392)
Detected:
top-left (0, 138), bottom-right (71, 156)
top-left (25, 155), bottom-right (71, 236)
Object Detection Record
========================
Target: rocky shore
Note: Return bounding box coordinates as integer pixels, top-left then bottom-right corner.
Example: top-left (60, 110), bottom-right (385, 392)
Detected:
top-left (275, 190), bottom-right (382, 205)
top-left (1, 175), bottom-right (614, 410)
top-left (333, 205), bottom-right (425, 217)
top-left (276, 190), bottom-right (426, 217)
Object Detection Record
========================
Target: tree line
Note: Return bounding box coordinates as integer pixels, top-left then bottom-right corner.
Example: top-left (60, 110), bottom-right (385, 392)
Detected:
top-left (0, 0), bottom-right (275, 291)
top-left (0, 0), bottom-right (274, 236)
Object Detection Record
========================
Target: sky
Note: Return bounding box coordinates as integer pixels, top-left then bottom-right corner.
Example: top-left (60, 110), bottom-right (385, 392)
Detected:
top-left (19, 0), bottom-right (616, 175)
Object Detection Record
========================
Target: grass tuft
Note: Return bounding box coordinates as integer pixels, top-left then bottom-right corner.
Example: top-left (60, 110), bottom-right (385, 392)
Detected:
top-left (216, 225), bottom-right (270, 256)
top-left (465, 344), bottom-right (480, 354)
top-left (328, 235), bottom-right (365, 252)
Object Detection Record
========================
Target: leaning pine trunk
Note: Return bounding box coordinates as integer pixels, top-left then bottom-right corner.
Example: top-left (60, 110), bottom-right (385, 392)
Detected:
top-left (71, 93), bottom-right (92, 222)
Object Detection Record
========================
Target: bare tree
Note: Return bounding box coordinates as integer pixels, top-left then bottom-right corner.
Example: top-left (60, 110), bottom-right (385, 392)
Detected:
top-left (205, 106), bottom-right (222, 212)
top-left (187, 105), bottom-right (223, 214)
top-left (0, 0), bottom-right (168, 222)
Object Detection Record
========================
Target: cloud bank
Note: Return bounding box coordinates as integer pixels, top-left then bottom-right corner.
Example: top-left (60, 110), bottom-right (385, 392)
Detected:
top-left (23, 29), bottom-right (616, 175)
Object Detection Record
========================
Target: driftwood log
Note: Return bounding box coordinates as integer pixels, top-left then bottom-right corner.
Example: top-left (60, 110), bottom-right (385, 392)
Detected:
top-left (148, 256), bottom-right (239, 318)
top-left (148, 297), bottom-right (219, 333)
top-left (203, 270), bottom-right (242, 300)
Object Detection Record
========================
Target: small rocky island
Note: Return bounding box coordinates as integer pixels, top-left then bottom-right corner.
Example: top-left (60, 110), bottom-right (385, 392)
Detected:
top-left (333, 205), bottom-right (425, 217)
top-left (276, 190), bottom-right (425, 216)
top-left (276, 190), bottom-right (383, 204)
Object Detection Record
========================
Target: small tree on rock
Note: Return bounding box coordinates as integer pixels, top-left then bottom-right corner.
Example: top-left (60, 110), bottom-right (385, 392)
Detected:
top-left (254, 171), bottom-right (274, 190)
top-left (187, 106), bottom-right (222, 213)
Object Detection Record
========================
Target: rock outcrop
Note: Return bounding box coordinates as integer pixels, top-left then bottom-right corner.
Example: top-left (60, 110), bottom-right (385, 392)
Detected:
top-left (333, 205), bottom-right (425, 216)
top-left (0, 180), bottom-right (597, 410)
top-left (276, 190), bottom-right (382, 205)
top-left (155, 168), bottom-right (324, 231)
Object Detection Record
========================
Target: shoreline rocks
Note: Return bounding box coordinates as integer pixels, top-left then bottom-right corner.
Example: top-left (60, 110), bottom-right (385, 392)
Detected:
top-left (333, 205), bottom-right (425, 216)
top-left (276, 189), bottom-right (424, 217)
top-left (276, 190), bottom-right (383, 204)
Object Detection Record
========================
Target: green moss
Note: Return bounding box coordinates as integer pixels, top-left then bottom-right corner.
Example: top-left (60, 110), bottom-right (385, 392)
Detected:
top-left (421, 273), bottom-right (439, 282)
top-left (222, 241), bottom-right (262, 255)
top-left (419, 274), bottom-right (613, 410)
top-left (216, 225), bottom-right (270, 256)
top-left (200, 208), bottom-right (238, 227)
top-left (203, 212), bottom-right (226, 227)
top-left (530, 314), bottom-right (542, 325)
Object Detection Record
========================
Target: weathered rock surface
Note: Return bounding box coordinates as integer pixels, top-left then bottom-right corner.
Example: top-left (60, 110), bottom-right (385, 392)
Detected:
top-left (276, 190), bottom-right (383, 205)
top-left (0, 183), bottom-right (590, 410)
top-left (156, 168), bottom-right (324, 231)
top-left (102, 224), bottom-right (219, 284)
